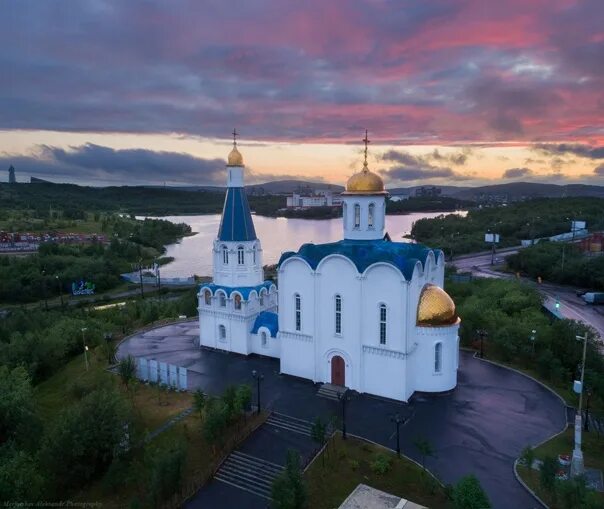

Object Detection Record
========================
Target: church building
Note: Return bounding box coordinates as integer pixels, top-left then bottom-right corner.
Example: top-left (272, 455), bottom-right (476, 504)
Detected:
top-left (199, 132), bottom-right (460, 402)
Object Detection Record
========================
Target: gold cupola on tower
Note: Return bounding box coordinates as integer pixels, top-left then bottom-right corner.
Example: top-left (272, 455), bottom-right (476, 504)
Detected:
top-left (417, 284), bottom-right (458, 326)
top-left (227, 128), bottom-right (244, 166)
top-left (343, 130), bottom-right (386, 195)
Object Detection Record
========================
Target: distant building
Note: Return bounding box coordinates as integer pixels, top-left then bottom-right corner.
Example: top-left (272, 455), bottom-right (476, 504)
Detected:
top-left (389, 192), bottom-right (410, 202)
top-left (8, 165), bottom-right (15, 183)
top-left (286, 190), bottom-right (342, 208)
top-left (415, 186), bottom-right (441, 197)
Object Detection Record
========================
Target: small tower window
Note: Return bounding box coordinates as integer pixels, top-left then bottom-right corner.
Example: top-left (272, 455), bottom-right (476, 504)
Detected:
top-left (253, 245), bottom-right (256, 264)
top-left (234, 294), bottom-right (242, 310)
top-left (204, 289), bottom-right (211, 305)
top-left (354, 204), bottom-right (361, 228)
top-left (218, 291), bottom-right (226, 307)
top-left (259, 288), bottom-right (265, 306)
top-left (222, 245), bottom-right (229, 264)
top-left (435, 342), bottom-right (442, 373)
top-left (335, 294), bottom-right (342, 335)
top-left (379, 304), bottom-right (387, 345)
top-left (261, 331), bottom-right (268, 347)
top-left (237, 246), bottom-right (244, 265)
top-left (294, 293), bottom-right (301, 331)
top-left (368, 203), bottom-right (375, 228)
top-left (219, 325), bottom-right (226, 341)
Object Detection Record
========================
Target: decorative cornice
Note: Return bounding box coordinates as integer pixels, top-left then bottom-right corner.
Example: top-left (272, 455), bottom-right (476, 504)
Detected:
top-left (363, 345), bottom-right (407, 359)
top-left (279, 331), bottom-right (313, 343)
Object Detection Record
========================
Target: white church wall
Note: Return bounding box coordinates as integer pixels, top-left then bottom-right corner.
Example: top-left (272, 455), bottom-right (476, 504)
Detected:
top-left (213, 239), bottom-right (264, 287)
top-left (341, 195), bottom-right (386, 240)
top-left (362, 349), bottom-right (406, 400)
top-left (279, 331), bottom-right (315, 379)
top-left (250, 327), bottom-right (280, 358)
top-left (412, 324), bottom-right (460, 393)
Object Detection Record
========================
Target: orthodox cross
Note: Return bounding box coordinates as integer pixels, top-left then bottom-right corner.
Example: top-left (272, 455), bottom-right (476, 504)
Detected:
top-left (232, 128), bottom-right (239, 147)
top-left (362, 129), bottom-right (370, 169)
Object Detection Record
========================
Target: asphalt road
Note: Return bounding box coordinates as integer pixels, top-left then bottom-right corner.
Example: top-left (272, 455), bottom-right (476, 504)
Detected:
top-left (451, 250), bottom-right (604, 341)
top-left (120, 322), bottom-right (565, 509)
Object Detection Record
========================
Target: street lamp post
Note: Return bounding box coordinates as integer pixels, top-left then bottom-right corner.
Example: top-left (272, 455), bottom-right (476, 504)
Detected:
top-left (252, 370), bottom-right (264, 415)
top-left (81, 327), bottom-right (89, 371)
top-left (41, 269), bottom-right (48, 311)
top-left (391, 414), bottom-right (403, 457)
top-left (476, 329), bottom-right (487, 358)
top-left (530, 329), bottom-right (537, 357)
top-left (138, 258), bottom-right (144, 299)
top-left (570, 333), bottom-right (589, 476)
top-left (339, 390), bottom-right (349, 440)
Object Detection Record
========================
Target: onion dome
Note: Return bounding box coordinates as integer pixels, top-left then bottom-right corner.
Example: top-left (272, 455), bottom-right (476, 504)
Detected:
top-left (227, 146), bottom-right (243, 166)
top-left (416, 284), bottom-right (458, 326)
top-left (342, 129), bottom-right (387, 195)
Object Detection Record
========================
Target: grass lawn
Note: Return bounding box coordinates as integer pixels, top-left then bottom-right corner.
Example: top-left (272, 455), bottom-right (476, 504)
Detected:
top-left (517, 429), bottom-right (604, 508)
top-left (305, 434), bottom-right (451, 509)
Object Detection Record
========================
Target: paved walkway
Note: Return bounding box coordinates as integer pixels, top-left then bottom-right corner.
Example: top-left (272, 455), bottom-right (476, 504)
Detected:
top-left (119, 321), bottom-right (566, 509)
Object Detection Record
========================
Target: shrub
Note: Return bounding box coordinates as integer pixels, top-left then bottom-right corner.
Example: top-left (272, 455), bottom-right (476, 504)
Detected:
top-left (370, 454), bottom-right (391, 475)
top-left (452, 475), bottom-right (491, 509)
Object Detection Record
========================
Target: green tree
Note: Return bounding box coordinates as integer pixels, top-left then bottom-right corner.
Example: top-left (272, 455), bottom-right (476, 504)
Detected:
top-left (271, 450), bottom-right (307, 509)
top-left (100, 339), bottom-right (118, 365)
top-left (413, 436), bottom-right (435, 472)
top-left (235, 384), bottom-right (252, 417)
top-left (310, 417), bottom-right (327, 466)
top-left (118, 355), bottom-right (137, 389)
top-left (203, 401), bottom-right (228, 449)
top-left (193, 389), bottom-right (206, 419)
top-left (0, 445), bottom-right (46, 502)
top-left (146, 440), bottom-right (186, 506)
top-left (539, 456), bottom-right (558, 500)
top-left (0, 366), bottom-right (39, 447)
top-left (520, 446), bottom-right (535, 471)
top-left (452, 475), bottom-right (491, 509)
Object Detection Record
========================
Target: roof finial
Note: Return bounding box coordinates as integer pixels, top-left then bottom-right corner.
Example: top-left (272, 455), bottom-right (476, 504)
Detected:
top-left (232, 127), bottom-right (239, 147)
top-left (362, 129), bottom-right (370, 171)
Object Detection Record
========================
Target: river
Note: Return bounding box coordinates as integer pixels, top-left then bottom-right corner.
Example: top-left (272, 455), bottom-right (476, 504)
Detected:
top-left (147, 212), bottom-right (465, 278)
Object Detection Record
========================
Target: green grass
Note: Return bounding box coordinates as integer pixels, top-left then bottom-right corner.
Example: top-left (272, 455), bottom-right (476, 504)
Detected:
top-left (305, 434), bottom-right (451, 509)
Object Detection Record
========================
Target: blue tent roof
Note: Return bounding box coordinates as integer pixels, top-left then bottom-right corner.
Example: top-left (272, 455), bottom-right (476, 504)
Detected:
top-left (218, 187), bottom-right (257, 241)
top-left (199, 281), bottom-right (274, 300)
top-left (277, 239), bottom-right (440, 280)
top-left (251, 311), bottom-right (279, 337)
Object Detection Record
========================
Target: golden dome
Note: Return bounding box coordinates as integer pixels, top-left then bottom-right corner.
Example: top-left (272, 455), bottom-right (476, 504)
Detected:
top-left (417, 284), bottom-right (458, 327)
top-left (344, 167), bottom-right (386, 194)
top-left (227, 146), bottom-right (243, 166)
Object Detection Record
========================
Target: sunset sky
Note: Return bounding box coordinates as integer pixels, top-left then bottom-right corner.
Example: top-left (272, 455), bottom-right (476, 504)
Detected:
top-left (1, 0), bottom-right (603, 187)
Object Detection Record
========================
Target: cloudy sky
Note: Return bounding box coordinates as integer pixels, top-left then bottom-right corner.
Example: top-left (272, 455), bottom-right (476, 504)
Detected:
top-left (1, 0), bottom-right (603, 187)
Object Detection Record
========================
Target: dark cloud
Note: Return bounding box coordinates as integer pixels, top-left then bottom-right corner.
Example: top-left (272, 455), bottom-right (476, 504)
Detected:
top-left (534, 144), bottom-right (604, 160)
top-left (425, 148), bottom-right (471, 166)
top-left (0, 144), bottom-right (226, 186)
top-left (502, 167), bottom-right (533, 179)
top-left (595, 164), bottom-right (604, 176)
top-left (379, 149), bottom-right (470, 182)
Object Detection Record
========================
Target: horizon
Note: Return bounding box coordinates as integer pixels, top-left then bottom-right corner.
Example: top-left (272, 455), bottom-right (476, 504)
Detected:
top-left (1, 1), bottom-right (603, 187)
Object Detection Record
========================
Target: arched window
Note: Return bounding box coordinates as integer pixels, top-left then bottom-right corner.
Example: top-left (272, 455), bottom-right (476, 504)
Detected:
top-left (261, 331), bottom-right (268, 347)
top-left (342, 202), bottom-right (347, 229)
top-left (204, 289), bottom-right (211, 305)
top-left (434, 342), bottom-right (442, 373)
top-left (335, 294), bottom-right (342, 335)
top-left (294, 293), bottom-right (301, 331)
top-left (218, 291), bottom-right (226, 307)
top-left (259, 288), bottom-right (266, 306)
top-left (222, 245), bottom-right (229, 264)
top-left (379, 304), bottom-right (387, 344)
top-left (234, 294), bottom-right (242, 310)
top-left (237, 246), bottom-right (244, 265)
top-left (368, 203), bottom-right (375, 228)
top-left (219, 324), bottom-right (226, 341)
top-left (354, 204), bottom-right (361, 228)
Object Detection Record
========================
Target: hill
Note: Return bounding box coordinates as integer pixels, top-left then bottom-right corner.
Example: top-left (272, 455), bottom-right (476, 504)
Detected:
top-left (451, 182), bottom-right (604, 201)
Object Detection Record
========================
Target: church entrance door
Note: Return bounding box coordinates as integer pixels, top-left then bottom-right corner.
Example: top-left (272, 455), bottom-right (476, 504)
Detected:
top-left (331, 355), bottom-right (345, 386)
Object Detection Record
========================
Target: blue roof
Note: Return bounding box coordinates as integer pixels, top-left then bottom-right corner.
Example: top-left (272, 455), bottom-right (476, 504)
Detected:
top-left (277, 239), bottom-right (441, 280)
top-left (251, 311), bottom-right (279, 337)
top-left (218, 187), bottom-right (257, 241)
top-left (199, 281), bottom-right (274, 300)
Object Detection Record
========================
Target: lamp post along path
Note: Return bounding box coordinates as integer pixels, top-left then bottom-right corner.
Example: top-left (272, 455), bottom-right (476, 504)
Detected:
top-left (571, 334), bottom-right (588, 476)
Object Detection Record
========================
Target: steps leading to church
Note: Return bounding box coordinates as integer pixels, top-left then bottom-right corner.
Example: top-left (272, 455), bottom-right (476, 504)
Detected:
top-left (317, 383), bottom-right (347, 401)
top-left (266, 412), bottom-right (313, 436)
top-left (214, 450), bottom-right (284, 500)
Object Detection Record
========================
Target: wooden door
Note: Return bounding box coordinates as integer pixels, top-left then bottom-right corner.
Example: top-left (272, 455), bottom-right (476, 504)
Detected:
top-left (331, 355), bottom-right (345, 386)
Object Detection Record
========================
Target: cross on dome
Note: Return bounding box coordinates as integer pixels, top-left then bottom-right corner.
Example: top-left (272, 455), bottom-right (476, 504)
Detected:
top-left (227, 128), bottom-right (244, 166)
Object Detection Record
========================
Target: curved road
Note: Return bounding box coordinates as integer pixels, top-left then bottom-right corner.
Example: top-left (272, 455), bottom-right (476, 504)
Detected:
top-left (119, 322), bottom-right (565, 509)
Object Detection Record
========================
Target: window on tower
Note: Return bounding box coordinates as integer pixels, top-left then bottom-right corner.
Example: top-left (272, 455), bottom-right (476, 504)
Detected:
top-left (294, 293), bottom-right (301, 331)
top-left (335, 294), bottom-right (342, 335)
top-left (204, 290), bottom-right (211, 305)
top-left (261, 331), bottom-right (268, 347)
top-left (354, 204), bottom-right (361, 228)
top-left (219, 324), bottom-right (226, 341)
top-left (234, 294), bottom-right (242, 310)
top-left (368, 203), bottom-right (375, 228)
top-left (379, 304), bottom-right (387, 344)
top-left (218, 291), bottom-right (226, 307)
top-left (259, 288), bottom-right (266, 306)
top-left (238, 246), bottom-right (244, 265)
top-left (222, 245), bottom-right (229, 264)
top-left (434, 342), bottom-right (442, 373)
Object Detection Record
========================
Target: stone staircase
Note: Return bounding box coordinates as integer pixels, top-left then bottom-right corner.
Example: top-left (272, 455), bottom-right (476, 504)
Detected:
top-left (214, 450), bottom-right (284, 500)
top-left (317, 383), bottom-right (347, 401)
top-left (266, 412), bottom-right (313, 437)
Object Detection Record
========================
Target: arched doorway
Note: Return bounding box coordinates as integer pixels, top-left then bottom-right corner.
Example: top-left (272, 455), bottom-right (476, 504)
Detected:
top-left (331, 355), bottom-right (345, 386)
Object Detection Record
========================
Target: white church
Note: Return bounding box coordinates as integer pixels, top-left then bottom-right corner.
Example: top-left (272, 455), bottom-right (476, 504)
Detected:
top-left (199, 133), bottom-right (460, 402)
